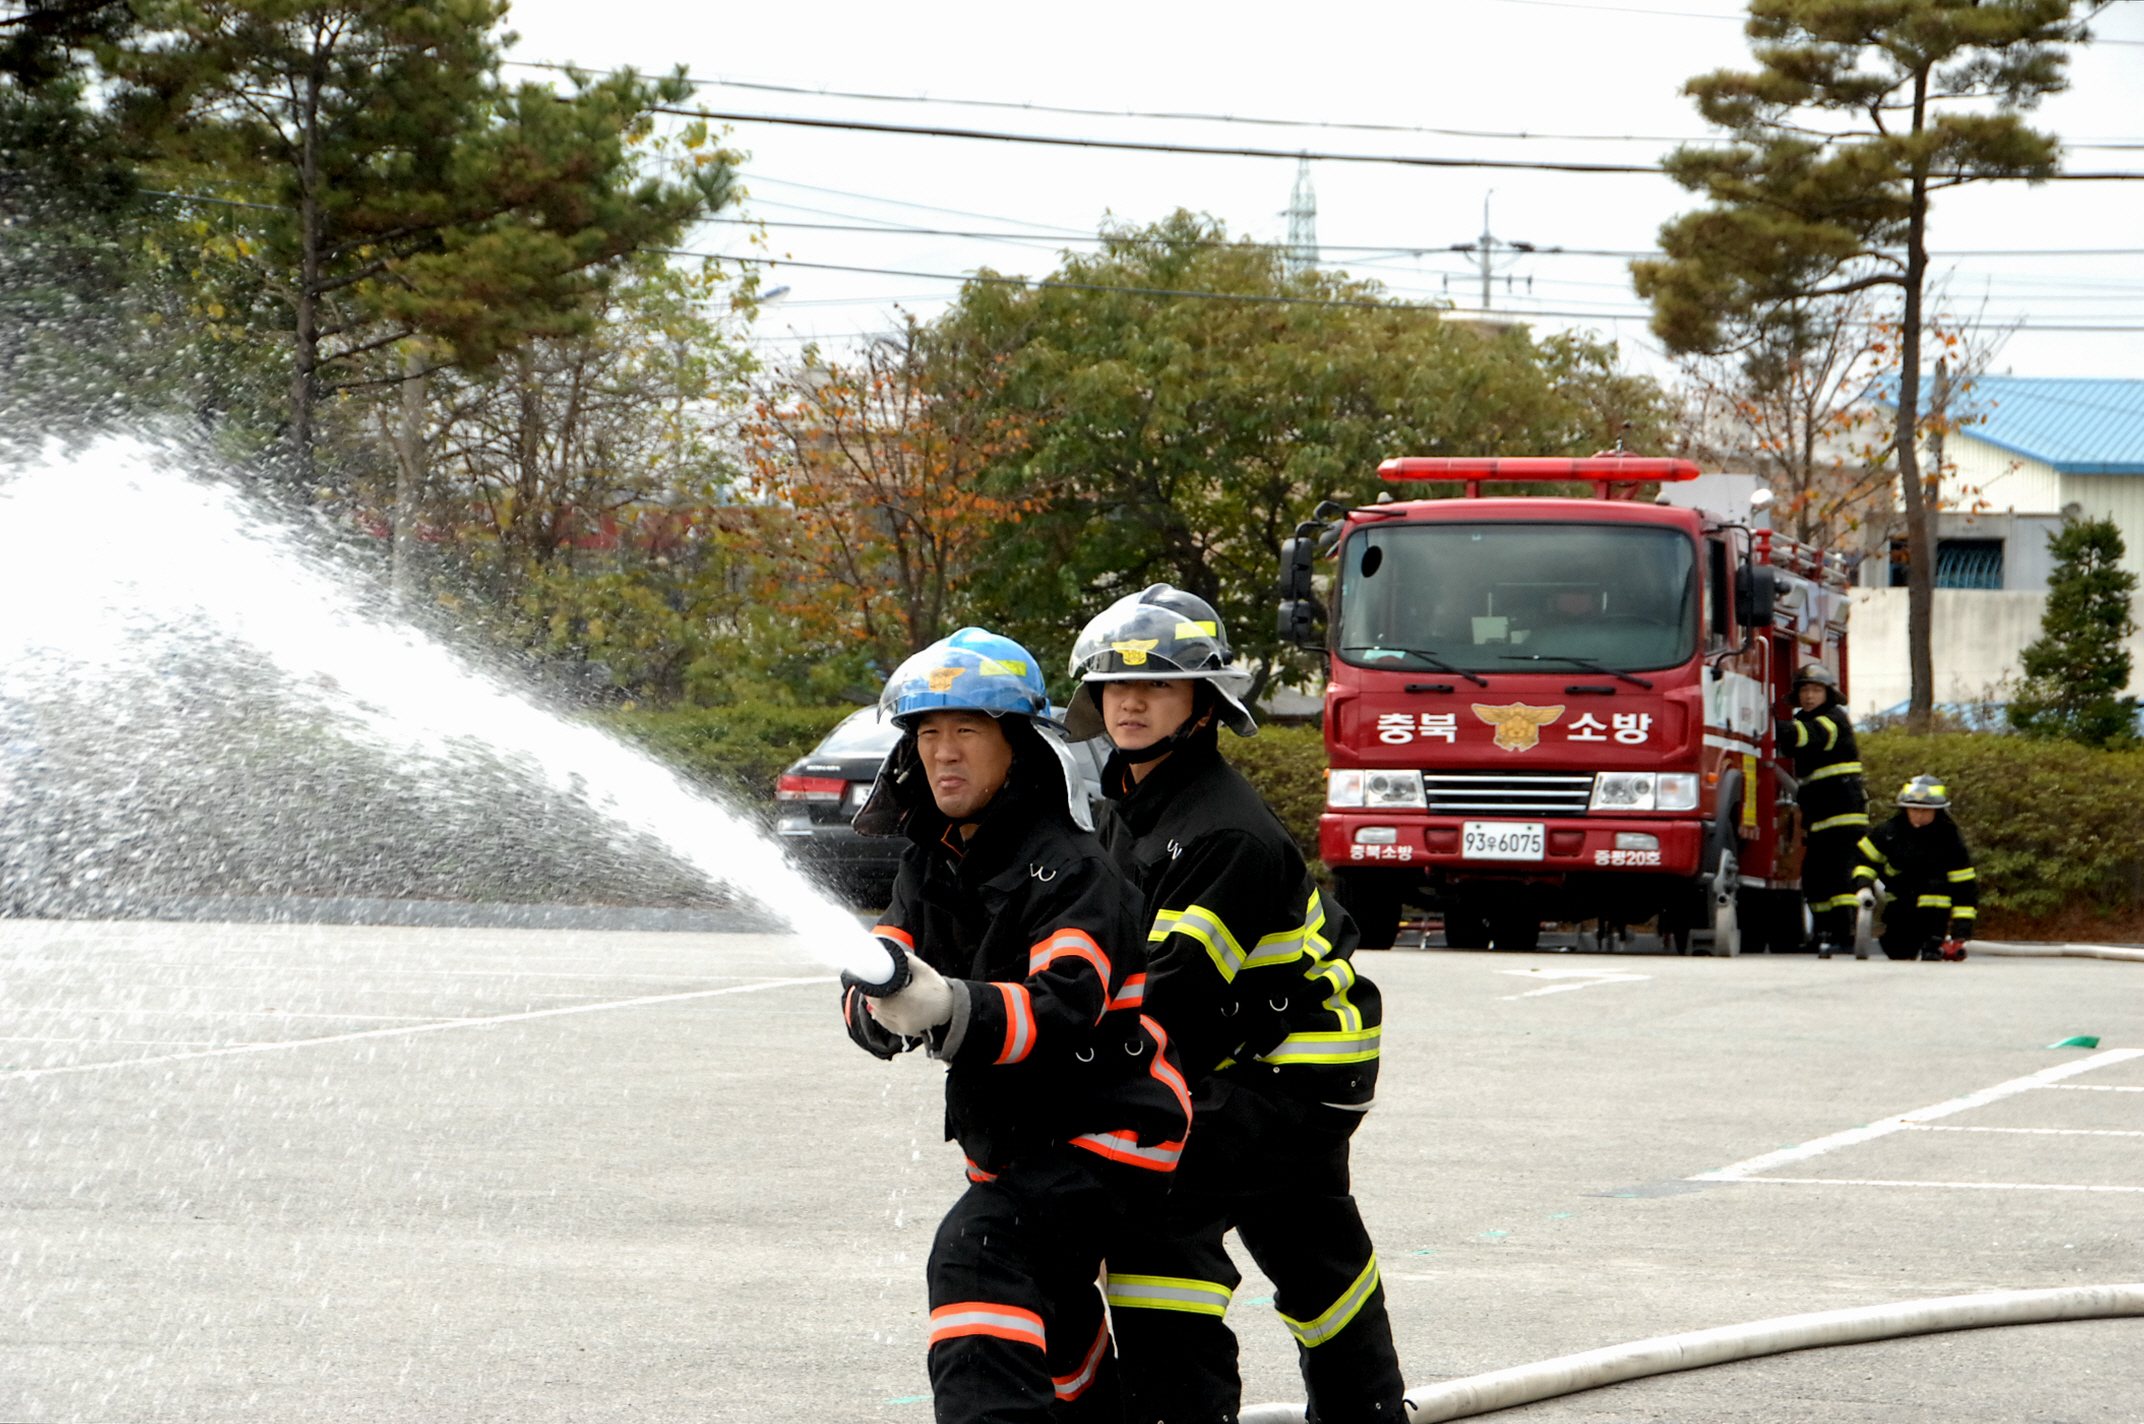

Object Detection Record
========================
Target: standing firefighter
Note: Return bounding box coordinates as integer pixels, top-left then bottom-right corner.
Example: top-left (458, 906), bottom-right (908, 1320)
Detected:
top-left (1066, 586), bottom-right (1405, 1424)
top-left (839, 627), bottom-right (1192, 1424)
top-left (1854, 775), bottom-right (1978, 961)
top-left (1779, 663), bottom-right (1868, 958)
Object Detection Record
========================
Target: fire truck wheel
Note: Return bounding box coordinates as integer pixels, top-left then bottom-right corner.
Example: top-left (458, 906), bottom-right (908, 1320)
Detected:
top-left (1488, 911), bottom-right (1542, 954)
top-left (1332, 869), bottom-right (1407, 951)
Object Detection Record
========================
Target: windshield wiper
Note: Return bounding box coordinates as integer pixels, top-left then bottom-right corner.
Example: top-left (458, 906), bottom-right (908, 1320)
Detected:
top-left (1340, 645), bottom-right (1490, 688)
top-left (1497, 653), bottom-right (1653, 690)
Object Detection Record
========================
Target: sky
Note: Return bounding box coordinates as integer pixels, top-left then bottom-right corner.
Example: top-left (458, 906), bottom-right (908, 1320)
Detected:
top-left (500, 0), bottom-right (2144, 387)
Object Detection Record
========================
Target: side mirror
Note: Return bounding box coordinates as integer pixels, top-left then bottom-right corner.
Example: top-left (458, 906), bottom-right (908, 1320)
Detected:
top-left (1279, 536), bottom-right (1317, 602)
top-left (1735, 563), bottom-right (1776, 628)
top-left (1278, 599), bottom-right (1320, 647)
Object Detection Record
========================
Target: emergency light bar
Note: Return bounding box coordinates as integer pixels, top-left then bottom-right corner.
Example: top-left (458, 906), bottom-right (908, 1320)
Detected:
top-left (1378, 456), bottom-right (1703, 501)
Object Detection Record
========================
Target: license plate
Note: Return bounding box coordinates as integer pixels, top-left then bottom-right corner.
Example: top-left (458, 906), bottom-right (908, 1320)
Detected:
top-left (1462, 821), bottom-right (1545, 860)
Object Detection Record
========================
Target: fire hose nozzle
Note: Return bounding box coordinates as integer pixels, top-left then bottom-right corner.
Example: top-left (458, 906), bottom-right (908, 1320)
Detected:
top-left (840, 936), bottom-right (913, 997)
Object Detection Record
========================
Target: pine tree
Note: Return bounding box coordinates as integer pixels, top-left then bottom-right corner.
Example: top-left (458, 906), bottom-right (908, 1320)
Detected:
top-left (100, 0), bottom-right (733, 480)
top-left (2009, 516), bottom-right (2138, 748)
top-left (1632, 0), bottom-right (2101, 731)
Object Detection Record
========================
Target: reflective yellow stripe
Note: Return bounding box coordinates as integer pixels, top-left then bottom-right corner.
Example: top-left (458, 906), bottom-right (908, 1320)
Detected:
top-left (1805, 761), bottom-right (1864, 782)
top-left (1277, 1256), bottom-right (1381, 1348)
top-left (1952, 906), bottom-right (1977, 919)
top-left (1819, 893), bottom-right (1862, 910)
top-left (1152, 904), bottom-right (1248, 982)
top-left (1104, 1273), bottom-right (1234, 1318)
top-left (1947, 867), bottom-right (1977, 883)
top-left (1917, 894), bottom-right (1954, 909)
top-left (1792, 722), bottom-right (1810, 748)
top-left (1819, 716), bottom-right (1840, 752)
top-left (1809, 813), bottom-right (1869, 833)
top-left (1260, 1026), bottom-right (1382, 1066)
top-left (1244, 888), bottom-right (1333, 973)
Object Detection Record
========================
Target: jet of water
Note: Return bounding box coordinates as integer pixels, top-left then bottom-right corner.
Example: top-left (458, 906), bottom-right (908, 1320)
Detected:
top-left (0, 437), bottom-right (894, 984)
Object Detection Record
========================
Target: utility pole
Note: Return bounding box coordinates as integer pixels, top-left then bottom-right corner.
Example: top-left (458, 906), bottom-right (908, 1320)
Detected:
top-left (1283, 156), bottom-right (1318, 278)
top-left (1445, 192), bottom-right (1553, 310)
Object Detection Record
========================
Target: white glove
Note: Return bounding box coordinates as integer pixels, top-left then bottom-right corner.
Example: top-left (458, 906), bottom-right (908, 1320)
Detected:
top-left (869, 954), bottom-right (955, 1035)
top-left (1856, 888), bottom-right (1877, 911)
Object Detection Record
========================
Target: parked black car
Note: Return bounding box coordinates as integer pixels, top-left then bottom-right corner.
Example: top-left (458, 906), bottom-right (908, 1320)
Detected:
top-left (775, 707), bottom-right (1111, 909)
top-left (775, 708), bottom-right (907, 905)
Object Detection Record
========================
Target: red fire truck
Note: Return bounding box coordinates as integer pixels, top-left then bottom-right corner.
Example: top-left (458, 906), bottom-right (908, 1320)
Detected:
top-left (1276, 455), bottom-right (1854, 954)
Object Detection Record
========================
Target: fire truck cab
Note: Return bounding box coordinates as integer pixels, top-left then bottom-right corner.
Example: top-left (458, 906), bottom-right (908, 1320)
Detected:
top-left (1277, 455), bottom-right (1853, 954)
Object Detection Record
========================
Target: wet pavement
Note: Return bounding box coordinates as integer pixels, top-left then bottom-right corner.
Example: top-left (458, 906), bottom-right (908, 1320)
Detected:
top-left (2, 920), bottom-right (2139, 1422)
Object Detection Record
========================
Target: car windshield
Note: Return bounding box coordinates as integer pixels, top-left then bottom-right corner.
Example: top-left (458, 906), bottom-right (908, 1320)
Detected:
top-left (1335, 521), bottom-right (1698, 674)
top-left (813, 709), bottom-right (904, 757)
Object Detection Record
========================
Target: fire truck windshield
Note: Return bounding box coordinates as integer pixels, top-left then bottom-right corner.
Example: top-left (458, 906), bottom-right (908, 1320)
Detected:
top-left (1335, 522), bottom-right (1698, 674)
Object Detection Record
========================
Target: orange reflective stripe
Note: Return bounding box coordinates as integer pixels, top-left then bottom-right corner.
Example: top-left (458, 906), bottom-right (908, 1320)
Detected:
top-left (964, 1157), bottom-right (998, 1183)
top-left (929, 1302), bottom-right (1045, 1350)
top-left (1054, 1320), bottom-right (1111, 1401)
top-left (873, 924), bottom-right (915, 950)
top-left (995, 982), bottom-right (1036, 1064)
top-left (1071, 1129), bottom-right (1185, 1172)
top-left (1142, 1014), bottom-right (1192, 1121)
top-left (1028, 928), bottom-right (1112, 983)
top-left (1108, 973), bottom-right (1147, 1012)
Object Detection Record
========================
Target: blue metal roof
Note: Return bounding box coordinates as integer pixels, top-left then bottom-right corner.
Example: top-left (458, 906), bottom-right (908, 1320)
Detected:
top-left (1948, 377), bottom-right (2144, 476)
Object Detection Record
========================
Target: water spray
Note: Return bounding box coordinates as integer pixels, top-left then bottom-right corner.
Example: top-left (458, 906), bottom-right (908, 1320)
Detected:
top-left (0, 437), bottom-right (893, 983)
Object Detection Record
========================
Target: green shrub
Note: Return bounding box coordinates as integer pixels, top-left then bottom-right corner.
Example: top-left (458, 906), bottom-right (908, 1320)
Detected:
top-left (1223, 725), bottom-right (1327, 863)
top-left (1861, 730), bottom-right (2144, 922)
top-left (599, 703), bottom-right (855, 815)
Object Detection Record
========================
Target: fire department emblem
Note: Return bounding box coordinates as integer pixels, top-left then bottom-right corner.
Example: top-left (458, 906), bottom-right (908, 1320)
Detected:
top-left (926, 666), bottom-right (967, 692)
top-left (1473, 702), bottom-right (1566, 752)
top-left (1112, 638), bottom-right (1160, 666)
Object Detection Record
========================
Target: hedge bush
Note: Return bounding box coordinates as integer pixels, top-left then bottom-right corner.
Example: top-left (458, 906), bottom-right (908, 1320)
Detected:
top-left (1859, 730), bottom-right (2144, 927)
top-left (597, 708), bottom-right (2144, 936)
top-left (1221, 725), bottom-right (1328, 864)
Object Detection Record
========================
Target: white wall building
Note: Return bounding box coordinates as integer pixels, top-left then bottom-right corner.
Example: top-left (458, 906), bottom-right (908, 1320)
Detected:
top-left (1846, 378), bottom-right (2144, 714)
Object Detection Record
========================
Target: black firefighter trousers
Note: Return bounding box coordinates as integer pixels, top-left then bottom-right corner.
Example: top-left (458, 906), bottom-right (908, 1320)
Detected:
top-left (1104, 1079), bottom-right (1406, 1424)
top-left (927, 1145), bottom-right (1164, 1424)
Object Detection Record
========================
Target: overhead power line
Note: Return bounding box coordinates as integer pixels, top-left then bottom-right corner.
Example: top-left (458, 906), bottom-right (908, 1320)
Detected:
top-left (672, 248), bottom-right (2144, 330)
top-left (659, 106), bottom-right (2144, 180)
top-left (507, 59), bottom-right (2144, 147)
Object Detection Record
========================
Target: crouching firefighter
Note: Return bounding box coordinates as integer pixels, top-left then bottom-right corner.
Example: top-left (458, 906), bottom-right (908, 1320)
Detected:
top-left (1067, 586), bottom-right (1406, 1424)
top-left (1778, 663), bottom-right (1868, 957)
top-left (838, 627), bottom-right (1192, 1424)
top-left (1854, 774), bottom-right (1978, 962)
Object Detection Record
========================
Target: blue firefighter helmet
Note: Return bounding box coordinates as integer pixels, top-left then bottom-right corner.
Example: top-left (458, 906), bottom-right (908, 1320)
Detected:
top-left (879, 627), bottom-right (1053, 727)
top-left (859, 627), bottom-right (1092, 833)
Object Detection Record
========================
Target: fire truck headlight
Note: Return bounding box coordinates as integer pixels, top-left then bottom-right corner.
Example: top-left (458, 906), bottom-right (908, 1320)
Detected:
top-left (1327, 769), bottom-right (1366, 807)
top-left (1657, 773), bottom-right (1700, 811)
top-left (1364, 770), bottom-right (1427, 809)
top-left (1590, 772), bottom-right (1656, 812)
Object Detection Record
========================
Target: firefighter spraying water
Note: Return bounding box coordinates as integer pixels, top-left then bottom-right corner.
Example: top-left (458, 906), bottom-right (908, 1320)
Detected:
top-left (1278, 455), bottom-right (1855, 954)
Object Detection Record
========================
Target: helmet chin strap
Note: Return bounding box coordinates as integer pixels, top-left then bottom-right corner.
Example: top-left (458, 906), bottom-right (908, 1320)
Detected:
top-left (1110, 686), bottom-right (1218, 763)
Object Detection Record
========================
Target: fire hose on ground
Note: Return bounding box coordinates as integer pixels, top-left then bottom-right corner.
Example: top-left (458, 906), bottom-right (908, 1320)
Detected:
top-left (1235, 1283), bottom-right (2144, 1424)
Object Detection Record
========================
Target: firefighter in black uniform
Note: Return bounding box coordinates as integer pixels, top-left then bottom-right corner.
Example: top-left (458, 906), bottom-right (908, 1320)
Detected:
top-left (840, 627), bottom-right (1192, 1424)
top-left (1778, 662), bottom-right (1868, 957)
top-left (1854, 774), bottom-right (1978, 961)
top-left (1066, 586), bottom-right (1405, 1424)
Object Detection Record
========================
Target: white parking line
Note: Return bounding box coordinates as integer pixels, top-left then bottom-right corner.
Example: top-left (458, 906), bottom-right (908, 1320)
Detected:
top-left (1498, 968), bottom-right (1651, 1000)
top-left (1689, 1047), bottom-right (2144, 1183)
top-left (1903, 1124), bottom-right (2144, 1138)
top-left (1728, 1177), bottom-right (2144, 1194)
top-left (2050, 1083), bottom-right (2144, 1092)
top-left (0, 976), bottom-right (834, 1081)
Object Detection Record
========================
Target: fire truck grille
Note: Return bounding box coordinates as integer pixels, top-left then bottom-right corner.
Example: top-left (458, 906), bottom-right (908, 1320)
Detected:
top-left (1423, 771), bottom-right (1596, 818)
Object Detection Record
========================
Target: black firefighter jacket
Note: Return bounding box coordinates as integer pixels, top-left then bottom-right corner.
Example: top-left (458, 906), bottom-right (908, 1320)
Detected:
top-left (1097, 735), bottom-right (1381, 1109)
top-left (1778, 698), bottom-right (1869, 836)
top-left (1854, 811), bottom-right (1980, 930)
top-left (873, 781), bottom-right (1192, 1180)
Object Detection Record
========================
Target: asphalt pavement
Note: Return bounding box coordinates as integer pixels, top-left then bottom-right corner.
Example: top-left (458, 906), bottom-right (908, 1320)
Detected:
top-left (1, 919), bottom-right (2138, 1423)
